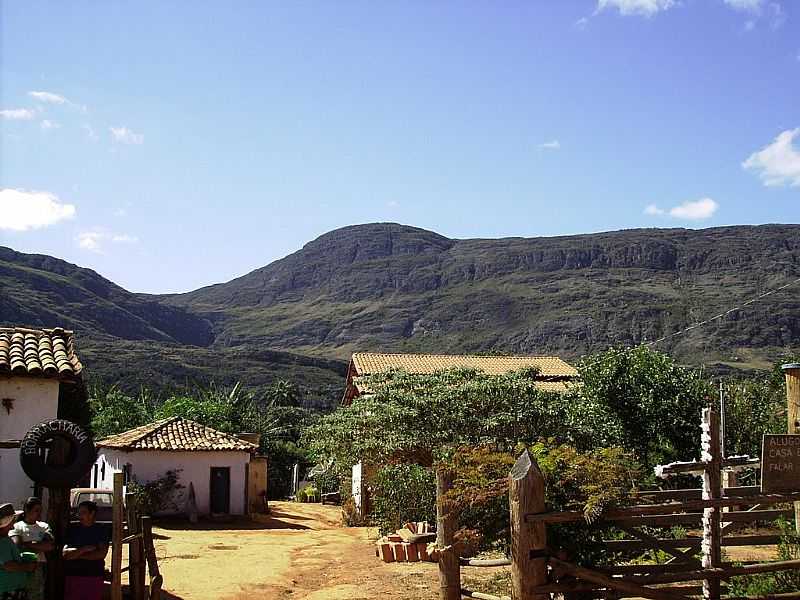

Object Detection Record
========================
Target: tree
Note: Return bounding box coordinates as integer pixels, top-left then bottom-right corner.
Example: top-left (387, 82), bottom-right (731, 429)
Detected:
top-left (264, 379), bottom-right (300, 407)
top-left (723, 361), bottom-right (795, 458)
top-left (89, 384), bottom-right (156, 439)
top-left (577, 346), bottom-right (712, 474)
top-left (304, 367), bottom-right (620, 470)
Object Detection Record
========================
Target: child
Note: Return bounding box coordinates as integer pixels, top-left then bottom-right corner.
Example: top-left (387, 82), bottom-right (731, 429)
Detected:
top-left (0, 503), bottom-right (36, 600)
top-left (9, 498), bottom-right (53, 600)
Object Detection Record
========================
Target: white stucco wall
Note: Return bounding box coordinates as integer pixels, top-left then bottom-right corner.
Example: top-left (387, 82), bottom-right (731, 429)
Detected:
top-left (0, 377), bottom-right (60, 506)
top-left (95, 449), bottom-right (250, 515)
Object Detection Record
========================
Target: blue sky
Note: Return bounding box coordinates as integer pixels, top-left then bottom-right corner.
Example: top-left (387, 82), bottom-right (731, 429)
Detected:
top-left (1, 0), bottom-right (798, 293)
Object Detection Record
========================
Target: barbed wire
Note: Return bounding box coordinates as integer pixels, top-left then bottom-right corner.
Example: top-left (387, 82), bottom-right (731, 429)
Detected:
top-left (645, 275), bottom-right (800, 347)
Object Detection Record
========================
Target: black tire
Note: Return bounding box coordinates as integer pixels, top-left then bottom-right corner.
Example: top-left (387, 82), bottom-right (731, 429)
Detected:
top-left (19, 420), bottom-right (97, 488)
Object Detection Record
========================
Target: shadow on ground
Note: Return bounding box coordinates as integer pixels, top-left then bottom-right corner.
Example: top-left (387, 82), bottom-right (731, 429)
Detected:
top-left (102, 582), bottom-right (187, 600)
top-left (154, 512), bottom-right (312, 531)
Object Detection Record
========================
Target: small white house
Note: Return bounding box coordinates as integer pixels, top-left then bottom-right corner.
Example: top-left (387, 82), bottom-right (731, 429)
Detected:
top-left (0, 327), bottom-right (84, 507)
top-left (95, 417), bottom-right (261, 516)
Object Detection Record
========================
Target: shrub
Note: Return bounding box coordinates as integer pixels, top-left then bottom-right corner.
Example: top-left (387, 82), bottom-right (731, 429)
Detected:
top-left (128, 470), bottom-right (184, 516)
top-left (296, 484), bottom-right (319, 502)
top-left (341, 496), bottom-right (361, 527)
top-left (445, 443), bottom-right (639, 562)
top-left (372, 463), bottom-right (437, 535)
top-left (728, 518), bottom-right (800, 596)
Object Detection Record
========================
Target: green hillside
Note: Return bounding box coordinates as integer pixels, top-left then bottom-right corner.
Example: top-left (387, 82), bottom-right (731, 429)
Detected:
top-left (163, 223), bottom-right (800, 370)
top-left (2, 223), bottom-right (799, 404)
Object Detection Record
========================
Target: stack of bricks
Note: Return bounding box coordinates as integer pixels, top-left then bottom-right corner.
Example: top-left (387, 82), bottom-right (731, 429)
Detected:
top-left (375, 521), bottom-right (435, 563)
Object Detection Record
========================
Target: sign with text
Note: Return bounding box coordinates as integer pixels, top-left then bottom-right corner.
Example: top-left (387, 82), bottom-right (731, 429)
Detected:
top-left (761, 434), bottom-right (800, 493)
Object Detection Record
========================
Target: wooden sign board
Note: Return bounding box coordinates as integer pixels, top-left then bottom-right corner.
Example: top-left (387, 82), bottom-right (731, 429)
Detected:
top-left (761, 434), bottom-right (800, 493)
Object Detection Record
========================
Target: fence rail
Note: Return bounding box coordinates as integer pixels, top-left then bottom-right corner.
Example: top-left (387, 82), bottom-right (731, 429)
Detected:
top-left (432, 365), bottom-right (800, 600)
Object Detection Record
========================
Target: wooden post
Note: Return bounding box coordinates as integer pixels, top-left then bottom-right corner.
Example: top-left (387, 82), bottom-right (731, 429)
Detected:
top-left (510, 450), bottom-right (548, 600)
top-left (141, 516), bottom-right (163, 600)
top-left (436, 468), bottom-right (461, 600)
top-left (126, 492), bottom-right (146, 600)
top-left (111, 472), bottom-right (124, 600)
top-left (783, 363), bottom-right (800, 533)
top-left (701, 406), bottom-right (722, 600)
top-left (44, 435), bottom-right (72, 600)
top-left (721, 470), bottom-right (738, 515)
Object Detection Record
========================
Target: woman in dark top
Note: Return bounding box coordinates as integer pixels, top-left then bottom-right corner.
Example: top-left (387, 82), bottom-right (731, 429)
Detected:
top-left (62, 501), bottom-right (109, 600)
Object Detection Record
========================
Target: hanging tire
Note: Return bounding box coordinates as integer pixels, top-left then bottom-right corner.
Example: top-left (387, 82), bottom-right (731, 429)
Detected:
top-left (19, 420), bottom-right (97, 488)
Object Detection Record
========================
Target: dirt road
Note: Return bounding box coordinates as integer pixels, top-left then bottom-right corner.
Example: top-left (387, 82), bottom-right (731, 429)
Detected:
top-left (118, 504), bottom-right (781, 599)
top-left (148, 502), bottom-right (441, 600)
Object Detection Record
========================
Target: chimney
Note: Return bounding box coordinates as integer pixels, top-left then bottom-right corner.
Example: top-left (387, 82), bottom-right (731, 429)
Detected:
top-left (236, 432), bottom-right (261, 447)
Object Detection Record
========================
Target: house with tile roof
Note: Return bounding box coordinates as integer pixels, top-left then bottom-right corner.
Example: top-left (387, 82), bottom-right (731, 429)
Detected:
top-left (93, 417), bottom-right (267, 516)
top-left (342, 352), bottom-right (578, 404)
top-left (340, 352), bottom-right (578, 518)
top-left (0, 327), bottom-right (86, 507)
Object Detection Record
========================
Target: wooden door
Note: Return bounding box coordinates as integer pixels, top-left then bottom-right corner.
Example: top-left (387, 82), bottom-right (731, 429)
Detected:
top-left (210, 467), bottom-right (230, 514)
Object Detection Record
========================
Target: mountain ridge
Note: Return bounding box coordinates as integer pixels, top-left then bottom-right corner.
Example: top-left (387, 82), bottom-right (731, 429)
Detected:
top-left (2, 222), bottom-right (799, 400)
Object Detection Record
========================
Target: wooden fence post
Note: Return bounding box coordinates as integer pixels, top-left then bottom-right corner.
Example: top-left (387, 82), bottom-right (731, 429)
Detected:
top-left (436, 468), bottom-right (461, 600)
top-left (509, 450), bottom-right (548, 600)
top-left (126, 492), bottom-right (146, 600)
top-left (141, 516), bottom-right (163, 600)
top-left (783, 363), bottom-right (800, 534)
top-left (701, 407), bottom-right (722, 600)
top-left (111, 472), bottom-right (124, 600)
top-left (44, 435), bottom-right (71, 600)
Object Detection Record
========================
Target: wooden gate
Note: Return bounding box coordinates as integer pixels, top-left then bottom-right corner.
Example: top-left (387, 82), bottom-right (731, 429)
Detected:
top-left (435, 364), bottom-right (800, 600)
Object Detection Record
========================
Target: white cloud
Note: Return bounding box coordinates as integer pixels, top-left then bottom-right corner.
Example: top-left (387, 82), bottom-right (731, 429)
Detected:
top-left (27, 90), bottom-right (87, 112)
top-left (1, 108), bottom-right (36, 120)
top-left (539, 140), bottom-right (561, 150)
top-left (82, 124), bottom-right (99, 142)
top-left (0, 189), bottom-right (76, 231)
top-left (574, 16), bottom-right (590, 29)
top-left (645, 197), bottom-right (719, 221)
top-left (28, 91), bottom-right (67, 104)
top-left (724, 0), bottom-right (764, 11)
top-left (76, 231), bottom-right (103, 252)
top-left (644, 204), bottom-right (665, 216)
top-left (669, 198), bottom-right (719, 220)
top-left (725, 1), bottom-right (786, 29)
top-left (596, 0), bottom-right (676, 17)
top-left (386, 200), bottom-right (400, 209)
top-left (742, 128), bottom-right (800, 187)
top-left (40, 119), bottom-right (60, 130)
top-left (77, 230), bottom-right (139, 252)
top-left (767, 2), bottom-right (786, 29)
top-left (111, 233), bottom-right (138, 243)
top-left (109, 126), bottom-right (144, 145)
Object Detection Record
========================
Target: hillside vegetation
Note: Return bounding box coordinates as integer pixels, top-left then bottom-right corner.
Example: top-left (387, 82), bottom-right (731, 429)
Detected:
top-left (2, 223), bottom-right (799, 402)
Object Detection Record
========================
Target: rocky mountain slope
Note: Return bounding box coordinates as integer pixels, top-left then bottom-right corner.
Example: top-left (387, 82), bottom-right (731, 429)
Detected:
top-left (0, 246), bottom-right (346, 403)
top-left (2, 223), bottom-right (799, 399)
top-left (163, 223), bottom-right (800, 368)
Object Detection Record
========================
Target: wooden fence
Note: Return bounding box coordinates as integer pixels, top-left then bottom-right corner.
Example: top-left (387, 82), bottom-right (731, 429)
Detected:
top-left (436, 365), bottom-right (800, 600)
top-left (110, 472), bottom-right (163, 600)
top-left (438, 449), bottom-right (800, 600)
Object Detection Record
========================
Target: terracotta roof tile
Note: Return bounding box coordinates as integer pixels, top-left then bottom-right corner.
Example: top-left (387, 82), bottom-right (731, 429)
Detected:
top-left (351, 353), bottom-right (578, 378)
top-left (352, 375), bottom-right (573, 395)
top-left (0, 327), bottom-right (82, 379)
top-left (98, 417), bottom-right (257, 452)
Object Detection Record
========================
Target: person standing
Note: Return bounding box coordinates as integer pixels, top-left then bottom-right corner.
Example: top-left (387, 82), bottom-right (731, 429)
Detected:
top-left (62, 501), bottom-right (109, 600)
top-left (9, 498), bottom-right (53, 600)
top-left (0, 503), bottom-right (36, 600)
